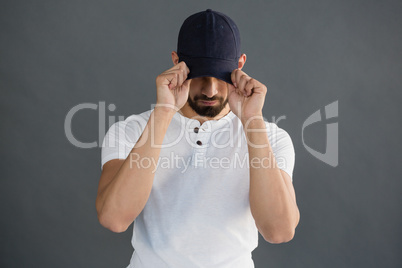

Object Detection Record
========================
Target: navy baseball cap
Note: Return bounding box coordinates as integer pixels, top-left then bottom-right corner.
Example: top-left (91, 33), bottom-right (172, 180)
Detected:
top-left (177, 9), bottom-right (241, 85)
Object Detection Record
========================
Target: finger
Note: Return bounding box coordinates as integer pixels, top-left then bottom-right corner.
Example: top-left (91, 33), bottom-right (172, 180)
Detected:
top-left (244, 78), bottom-right (256, 97)
top-left (164, 61), bottom-right (190, 78)
top-left (167, 74), bottom-right (177, 90)
top-left (180, 61), bottom-right (190, 75)
top-left (170, 61), bottom-right (185, 71)
top-left (180, 67), bottom-right (190, 87)
top-left (235, 70), bottom-right (246, 92)
top-left (238, 74), bottom-right (251, 95)
top-left (232, 70), bottom-right (243, 95)
top-left (236, 69), bottom-right (248, 84)
top-left (176, 64), bottom-right (189, 87)
top-left (231, 69), bottom-right (238, 87)
top-left (227, 84), bottom-right (236, 98)
top-left (232, 69), bottom-right (246, 88)
top-left (182, 79), bottom-right (190, 87)
top-left (181, 79), bottom-right (191, 92)
top-left (176, 61), bottom-right (190, 76)
top-left (164, 69), bottom-right (185, 89)
top-left (176, 70), bottom-right (183, 88)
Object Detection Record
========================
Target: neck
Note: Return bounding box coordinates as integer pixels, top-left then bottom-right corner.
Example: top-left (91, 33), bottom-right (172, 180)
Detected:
top-left (178, 103), bottom-right (231, 124)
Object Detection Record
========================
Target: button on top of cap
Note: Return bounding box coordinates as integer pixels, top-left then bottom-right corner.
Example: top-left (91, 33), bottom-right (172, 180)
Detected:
top-left (206, 9), bottom-right (212, 12)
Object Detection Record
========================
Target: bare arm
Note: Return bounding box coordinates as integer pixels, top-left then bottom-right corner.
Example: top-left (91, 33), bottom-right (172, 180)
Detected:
top-left (96, 62), bottom-right (190, 232)
top-left (228, 68), bottom-right (299, 243)
top-left (96, 108), bottom-right (175, 232)
top-left (244, 118), bottom-right (299, 243)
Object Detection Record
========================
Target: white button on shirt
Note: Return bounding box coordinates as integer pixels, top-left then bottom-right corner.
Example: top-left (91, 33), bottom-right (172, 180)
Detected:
top-left (101, 109), bottom-right (295, 268)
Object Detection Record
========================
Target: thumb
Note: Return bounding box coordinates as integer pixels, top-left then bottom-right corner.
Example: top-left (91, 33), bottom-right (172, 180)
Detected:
top-left (182, 79), bottom-right (191, 90)
top-left (228, 84), bottom-right (236, 94)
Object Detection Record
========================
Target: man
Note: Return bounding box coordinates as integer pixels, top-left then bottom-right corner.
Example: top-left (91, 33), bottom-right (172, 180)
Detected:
top-left (96, 9), bottom-right (299, 268)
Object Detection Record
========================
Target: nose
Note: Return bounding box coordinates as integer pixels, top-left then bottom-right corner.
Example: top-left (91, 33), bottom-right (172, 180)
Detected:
top-left (201, 77), bottom-right (219, 98)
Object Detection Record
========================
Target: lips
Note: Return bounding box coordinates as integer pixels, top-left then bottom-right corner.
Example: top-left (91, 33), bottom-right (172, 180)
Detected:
top-left (199, 100), bottom-right (217, 106)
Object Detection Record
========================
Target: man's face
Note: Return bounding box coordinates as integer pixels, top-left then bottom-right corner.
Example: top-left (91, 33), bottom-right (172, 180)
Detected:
top-left (187, 76), bottom-right (229, 118)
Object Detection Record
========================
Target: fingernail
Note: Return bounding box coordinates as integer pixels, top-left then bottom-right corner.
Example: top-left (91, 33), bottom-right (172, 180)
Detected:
top-left (233, 82), bottom-right (237, 88)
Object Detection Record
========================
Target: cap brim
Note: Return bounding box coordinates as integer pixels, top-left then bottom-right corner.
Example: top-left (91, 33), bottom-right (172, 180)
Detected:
top-left (179, 57), bottom-right (237, 85)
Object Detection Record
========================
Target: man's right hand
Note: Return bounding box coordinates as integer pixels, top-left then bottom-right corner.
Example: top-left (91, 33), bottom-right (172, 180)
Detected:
top-left (155, 61), bottom-right (190, 111)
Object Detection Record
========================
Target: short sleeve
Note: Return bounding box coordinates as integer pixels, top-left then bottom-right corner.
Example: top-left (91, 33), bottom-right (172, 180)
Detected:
top-left (101, 114), bottom-right (148, 170)
top-left (265, 122), bottom-right (296, 181)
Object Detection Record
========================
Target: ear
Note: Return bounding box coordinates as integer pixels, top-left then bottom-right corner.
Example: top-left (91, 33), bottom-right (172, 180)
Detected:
top-left (172, 51), bottom-right (179, 65)
top-left (238, 53), bottom-right (247, 70)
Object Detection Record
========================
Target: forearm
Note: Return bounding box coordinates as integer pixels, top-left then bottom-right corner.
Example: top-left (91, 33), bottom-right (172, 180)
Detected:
top-left (244, 117), bottom-right (299, 242)
top-left (98, 107), bottom-right (175, 229)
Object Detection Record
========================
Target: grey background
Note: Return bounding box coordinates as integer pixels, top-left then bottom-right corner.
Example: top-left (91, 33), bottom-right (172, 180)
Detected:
top-left (1, 0), bottom-right (401, 267)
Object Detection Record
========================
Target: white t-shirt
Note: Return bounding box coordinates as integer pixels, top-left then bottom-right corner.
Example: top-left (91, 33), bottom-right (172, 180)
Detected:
top-left (101, 109), bottom-right (295, 268)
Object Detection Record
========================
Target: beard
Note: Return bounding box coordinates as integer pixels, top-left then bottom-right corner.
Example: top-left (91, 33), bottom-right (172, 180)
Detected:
top-left (187, 94), bottom-right (228, 118)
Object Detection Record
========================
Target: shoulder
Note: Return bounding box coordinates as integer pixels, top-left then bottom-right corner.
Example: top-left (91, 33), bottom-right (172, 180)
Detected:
top-left (264, 121), bottom-right (296, 179)
top-left (104, 109), bottom-right (153, 143)
top-left (110, 109), bottom-right (153, 131)
top-left (263, 121), bottom-right (295, 163)
top-left (124, 109), bottom-right (153, 127)
top-left (264, 121), bottom-right (293, 147)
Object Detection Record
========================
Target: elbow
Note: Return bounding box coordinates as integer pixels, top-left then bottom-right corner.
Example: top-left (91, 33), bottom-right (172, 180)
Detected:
top-left (259, 226), bottom-right (296, 244)
top-left (95, 198), bottom-right (138, 233)
top-left (97, 207), bottom-right (134, 233)
top-left (263, 209), bottom-right (300, 244)
top-left (265, 230), bottom-right (295, 244)
top-left (95, 196), bottom-right (143, 233)
top-left (98, 213), bottom-right (130, 233)
top-left (108, 225), bottom-right (129, 233)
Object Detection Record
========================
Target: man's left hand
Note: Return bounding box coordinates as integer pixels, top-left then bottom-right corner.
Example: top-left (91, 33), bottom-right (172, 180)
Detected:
top-left (228, 69), bottom-right (267, 124)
